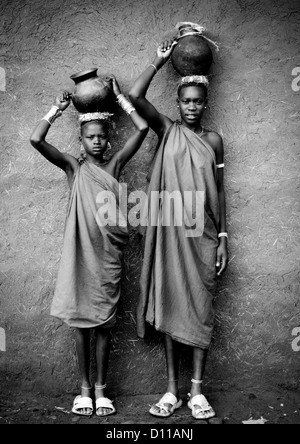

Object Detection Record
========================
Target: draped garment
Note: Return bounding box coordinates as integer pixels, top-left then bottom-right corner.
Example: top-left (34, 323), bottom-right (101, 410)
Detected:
top-left (137, 122), bottom-right (219, 348)
top-left (51, 160), bottom-right (128, 329)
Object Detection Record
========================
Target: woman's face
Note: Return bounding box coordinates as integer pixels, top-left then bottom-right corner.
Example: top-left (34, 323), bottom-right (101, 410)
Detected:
top-left (178, 86), bottom-right (207, 126)
top-left (80, 121), bottom-right (109, 157)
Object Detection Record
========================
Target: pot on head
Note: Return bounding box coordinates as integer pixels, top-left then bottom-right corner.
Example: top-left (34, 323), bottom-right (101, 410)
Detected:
top-left (70, 68), bottom-right (114, 113)
top-left (171, 22), bottom-right (213, 76)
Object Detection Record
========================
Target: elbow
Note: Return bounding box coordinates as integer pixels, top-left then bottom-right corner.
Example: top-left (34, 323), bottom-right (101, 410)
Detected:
top-left (129, 89), bottom-right (139, 104)
top-left (139, 123), bottom-right (149, 135)
top-left (30, 134), bottom-right (42, 148)
top-left (30, 127), bottom-right (46, 148)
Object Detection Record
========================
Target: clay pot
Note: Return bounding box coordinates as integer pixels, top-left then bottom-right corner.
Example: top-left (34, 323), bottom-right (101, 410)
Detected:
top-left (70, 68), bottom-right (114, 113)
top-left (171, 24), bottom-right (213, 76)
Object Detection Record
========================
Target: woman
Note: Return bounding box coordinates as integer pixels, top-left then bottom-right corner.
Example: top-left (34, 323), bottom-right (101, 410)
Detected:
top-left (129, 40), bottom-right (228, 420)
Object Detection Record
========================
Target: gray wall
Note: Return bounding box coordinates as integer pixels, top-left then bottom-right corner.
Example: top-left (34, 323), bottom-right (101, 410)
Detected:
top-left (0, 0), bottom-right (299, 396)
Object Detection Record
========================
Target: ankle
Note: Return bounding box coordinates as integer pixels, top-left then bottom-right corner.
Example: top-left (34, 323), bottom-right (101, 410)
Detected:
top-left (95, 383), bottom-right (107, 398)
top-left (81, 385), bottom-right (92, 396)
top-left (190, 378), bottom-right (203, 396)
top-left (167, 379), bottom-right (179, 397)
top-left (190, 385), bottom-right (203, 395)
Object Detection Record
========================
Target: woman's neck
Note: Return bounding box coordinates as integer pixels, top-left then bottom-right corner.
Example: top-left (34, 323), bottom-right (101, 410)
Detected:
top-left (85, 154), bottom-right (106, 165)
top-left (180, 120), bottom-right (203, 134)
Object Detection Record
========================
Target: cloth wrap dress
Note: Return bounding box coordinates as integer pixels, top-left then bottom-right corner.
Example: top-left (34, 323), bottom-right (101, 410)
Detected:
top-left (51, 160), bottom-right (129, 329)
top-left (137, 122), bottom-right (220, 349)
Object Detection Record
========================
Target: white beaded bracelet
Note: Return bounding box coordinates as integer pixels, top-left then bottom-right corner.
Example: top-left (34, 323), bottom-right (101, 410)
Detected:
top-left (116, 94), bottom-right (136, 115)
top-left (218, 232), bottom-right (228, 238)
top-left (42, 105), bottom-right (62, 125)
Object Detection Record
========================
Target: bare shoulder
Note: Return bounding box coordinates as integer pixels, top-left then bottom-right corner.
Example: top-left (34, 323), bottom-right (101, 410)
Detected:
top-left (205, 131), bottom-right (223, 147)
top-left (204, 130), bottom-right (224, 155)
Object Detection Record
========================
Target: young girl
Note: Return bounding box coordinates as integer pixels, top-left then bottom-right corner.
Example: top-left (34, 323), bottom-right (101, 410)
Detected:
top-left (30, 76), bottom-right (148, 417)
top-left (129, 41), bottom-right (228, 420)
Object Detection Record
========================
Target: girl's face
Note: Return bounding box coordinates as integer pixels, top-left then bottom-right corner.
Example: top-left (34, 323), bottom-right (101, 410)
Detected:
top-left (80, 121), bottom-right (109, 158)
top-left (178, 86), bottom-right (207, 126)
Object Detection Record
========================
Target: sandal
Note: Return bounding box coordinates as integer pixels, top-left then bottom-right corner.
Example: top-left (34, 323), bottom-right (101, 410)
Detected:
top-left (95, 397), bottom-right (116, 417)
top-left (95, 384), bottom-right (116, 417)
top-left (72, 394), bottom-right (93, 416)
top-left (149, 392), bottom-right (183, 418)
top-left (187, 393), bottom-right (215, 420)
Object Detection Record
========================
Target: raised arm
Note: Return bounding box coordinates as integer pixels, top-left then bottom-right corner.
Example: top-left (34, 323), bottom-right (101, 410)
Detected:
top-left (30, 92), bottom-right (78, 174)
top-left (107, 76), bottom-right (148, 177)
top-left (129, 40), bottom-right (177, 137)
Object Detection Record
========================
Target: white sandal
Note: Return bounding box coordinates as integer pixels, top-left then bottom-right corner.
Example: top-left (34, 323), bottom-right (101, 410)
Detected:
top-left (188, 393), bottom-right (215, 420)
top-left (149, 392), bottom-right (183, 418)
top-left (71, 395), bottom-right (93, 416)
top-left (95, 383), bottom-right (116, 417)
top-left (188, 379), bottom-right (215, 420)
top-left (96, 397), bottom-right (116, 417)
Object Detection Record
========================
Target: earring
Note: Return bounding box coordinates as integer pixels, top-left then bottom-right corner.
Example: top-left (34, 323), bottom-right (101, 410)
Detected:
top-left (107, 142), bottom-right (112, 150)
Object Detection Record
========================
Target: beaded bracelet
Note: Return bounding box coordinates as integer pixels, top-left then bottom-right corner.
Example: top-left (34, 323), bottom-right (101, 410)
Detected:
top-left (218, 232), bottom-right (228, 238)
top-left (42, 106), bottom-right (62, 125)
top-left (116, 94), bottom-right (136, 115)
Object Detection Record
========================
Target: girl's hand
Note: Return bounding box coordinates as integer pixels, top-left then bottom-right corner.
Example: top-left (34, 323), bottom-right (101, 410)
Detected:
top-left (107, 74), bottom-right (121, 97)
top-left (55, 91), bottom-right (72, 111)
top-left (156, 40), bottom-right (178, 61)
top-left (216, 242), bottom-right (228, 276)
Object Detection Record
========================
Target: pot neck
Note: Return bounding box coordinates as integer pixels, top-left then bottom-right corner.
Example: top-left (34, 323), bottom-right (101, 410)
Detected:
top-left (178, 28), bottom-right (202, 38)
top-left (70, 69), bottom-right (98, 84)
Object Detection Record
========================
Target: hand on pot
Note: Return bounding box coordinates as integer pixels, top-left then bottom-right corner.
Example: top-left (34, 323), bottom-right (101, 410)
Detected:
top-left (152, 39), bottom-right (178, 71)
top-left (157, 40), bottom-right (178, 62)
top-left (55, 91), bottom-right (72, 111)
top-left (106, 74), bottom-right (121, 97)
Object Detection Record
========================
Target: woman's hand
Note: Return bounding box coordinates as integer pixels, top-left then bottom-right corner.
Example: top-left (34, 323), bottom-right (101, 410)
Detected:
top-left (107, 74), bottom-right (121, 97)
top-left (216, 241), bottom-right (228, 276)
top-left (156, 40), bottom-right (178, 62)
top-left (55, 91), bottom-right (72, 111)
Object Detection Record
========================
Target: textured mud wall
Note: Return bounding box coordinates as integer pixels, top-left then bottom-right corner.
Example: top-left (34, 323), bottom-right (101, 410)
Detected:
top-left (0, 0), bottom-right (299, 396)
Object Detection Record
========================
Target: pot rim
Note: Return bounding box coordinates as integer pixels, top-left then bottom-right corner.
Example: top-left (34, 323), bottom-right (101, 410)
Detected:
top-left (177, 31), bottom-right (204, 40)
top-left (70, 68), bottom-right (98, 80)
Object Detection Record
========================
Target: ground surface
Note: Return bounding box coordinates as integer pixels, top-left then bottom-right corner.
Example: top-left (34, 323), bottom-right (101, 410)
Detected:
top-left (1, 386), bottom-right (299, 425)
